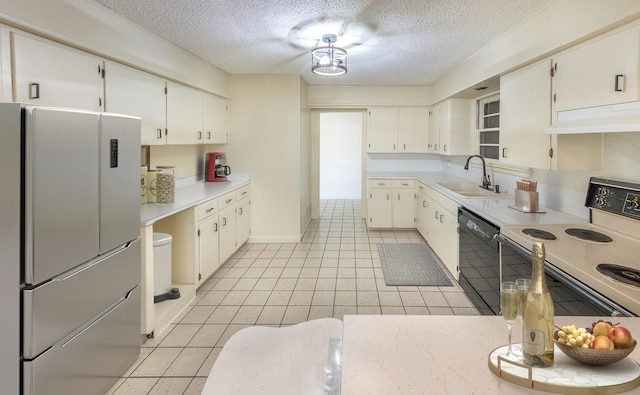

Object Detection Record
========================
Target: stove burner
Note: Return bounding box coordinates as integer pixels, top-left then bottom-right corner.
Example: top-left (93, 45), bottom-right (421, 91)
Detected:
top-left (564, 228), bottom-right (613, 243)
top-left (597, 264), bottom-right (640, 288)
top-left (521, 228), bottom-right (557, 240)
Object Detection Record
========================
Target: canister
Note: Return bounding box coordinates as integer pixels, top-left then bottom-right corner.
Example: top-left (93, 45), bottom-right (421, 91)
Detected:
top-left (156, 166), bottom-right (175, 204)
top-left (147, 169), bottom-right (157, 203)
top-left (140, 166), bottom-right (148, 203)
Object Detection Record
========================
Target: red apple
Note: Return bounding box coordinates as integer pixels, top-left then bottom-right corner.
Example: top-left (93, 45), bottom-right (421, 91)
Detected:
top-left (608, 326), bottom-right (635, 349)
top-left (592, 321), bottom-right (613, 337)
top-left (592, 335), bottom-right (615, 350)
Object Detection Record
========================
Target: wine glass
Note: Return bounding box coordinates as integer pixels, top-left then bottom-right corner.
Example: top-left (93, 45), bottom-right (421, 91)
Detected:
top-left (513, 278), bottom-right (530, 356)
top-left (500, 281), bottom-right (519, 359)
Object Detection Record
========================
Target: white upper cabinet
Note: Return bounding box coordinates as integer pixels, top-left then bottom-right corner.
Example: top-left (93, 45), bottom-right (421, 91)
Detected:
top-left (104, 61), bottom-right (167, 145)
top-left (166, 81), bottom-right (204, 145)
top-left (368, 107), bottom-right (398, 152)
top-left (398, 107), bottom-right (429, 152)
top-left (11, 32), bottom-right (103, 112)
top-left (552, 24), bottom-right (640, 115)
top-left (203, 92), bottom-right (229, 144)
top-left (432, 98), bottom-right (473, 156)
top-left (500, 58), bottom-right (552, 169)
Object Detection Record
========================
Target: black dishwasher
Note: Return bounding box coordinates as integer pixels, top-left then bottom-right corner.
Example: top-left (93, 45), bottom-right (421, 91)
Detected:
top-left (458, 207), bottom-right (616, 316)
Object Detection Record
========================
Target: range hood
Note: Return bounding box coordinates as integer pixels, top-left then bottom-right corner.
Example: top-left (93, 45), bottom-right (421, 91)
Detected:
top-left (545, 101), bottom-right (640, 134)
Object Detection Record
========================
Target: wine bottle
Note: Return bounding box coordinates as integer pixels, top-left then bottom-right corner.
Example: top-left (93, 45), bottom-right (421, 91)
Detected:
top-left (522, 242), bottom-right (554, 367)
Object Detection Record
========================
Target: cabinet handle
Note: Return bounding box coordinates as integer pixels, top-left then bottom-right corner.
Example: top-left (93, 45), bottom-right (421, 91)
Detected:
top-left (403, 144), bottom-right (406, 150)
top-left (393, 144), bottom-right (396, 150)
top-left (434, 144), bottom-right (438, 151)
top-left (241, 191), bottom-right (247, 196)
top-left (29, 83), bottom-right (40, 99)
top-left (223, 217), bottom-right (227, 226)
top-left (387, 194), bottom-right (390, 201)
top-left (615, 74), bottom-right (625, 92)
top-left (214, 223), bottom-right (218, 232)
top-left (397, 194), bottom-right (400, 201)
top-left (239, 207), bottom-right (243, 215)
top-left (226, 198), bottom-right (233, 203)
top-left (434, 210), bottom-right (439, 219)
top-left (423, 201), bottom-right (426, 208)
top-left (502, 148), bottom-right (508, 158)
top-left (157, 129), bottom-right (162, 139)
top-left (207, 131), bottom-right (211, 139)
top-left (443, 144), bottom-right (447, 152)
top-left (440, 215), bottom-right (444, 223)
top-left (206, 207), bottom-right (214, 213)
top-left (198, 131), bottom-right (202, 140)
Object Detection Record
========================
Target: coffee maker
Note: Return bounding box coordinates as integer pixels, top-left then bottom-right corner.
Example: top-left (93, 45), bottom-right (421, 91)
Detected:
top-left (205, 152), bottom-right (231, 182)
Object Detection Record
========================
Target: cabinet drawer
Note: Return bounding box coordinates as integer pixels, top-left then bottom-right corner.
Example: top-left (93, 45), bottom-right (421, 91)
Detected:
top-left (236, 185), bottom-right (251, 201)
top-left (392, 179), bottom-right (415, 189)
top-left (218, 192), bottom-right (236, 209)
top-left (197, 198), bottom-right (218, 221)
top-left (428, 187), bottom-right (459, 215)
top-left (416, 182), bottom-right (428, 194)
top-left (368, 179), bottom-right (392, 188)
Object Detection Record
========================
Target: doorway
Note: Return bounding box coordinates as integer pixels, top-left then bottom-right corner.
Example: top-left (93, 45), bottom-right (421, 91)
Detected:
top-left (319, 112), bottom-right (363, 199)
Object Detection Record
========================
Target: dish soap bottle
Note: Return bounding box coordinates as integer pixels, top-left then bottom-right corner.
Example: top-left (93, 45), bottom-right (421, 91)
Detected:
top-left (522, 241), bottom-right (554, 367)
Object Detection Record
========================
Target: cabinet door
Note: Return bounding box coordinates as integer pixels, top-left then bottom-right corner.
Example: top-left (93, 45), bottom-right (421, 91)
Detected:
top-left (439, 99), bottom-right (473, 156)
top-left (368, 107), bottom-right (398, 153)
top-left (500, 59), bottom-right (552, 169)
top-left (166, 81), bottom-right (203, 144)
top-left (12, 33), bottom-right (103, 112)
top-left (104, 61), bottom-right (167, 145)
top-left (368, 188), bottom-right (392, 228)
top-left (398, 107), bottom-right (429, 152)
top-left (203, 92), bottom-right (229, 144)
top-left (198, 215), bottom-right (220, 284)
top-left (437, 208), bottom-right (459, 280)
top-left (392, 189), bottom-right (415, 228)
top-left (553, 24), bottom-right (640, 113)
top-left (428, 105), bottom-right (440, 153)
top-left (218, 205), bottom-right (237, 264)
top-left (416, 189), bottom-right (428, 239)
top-left (236, 197), bottom-right (250, 247)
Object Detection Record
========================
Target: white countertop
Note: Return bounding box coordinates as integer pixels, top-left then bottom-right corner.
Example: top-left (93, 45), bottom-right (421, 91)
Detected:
top-left (367, 171), bottom-right (585, 226)
top-left (140, 176), bottom-right (251, 226)
top-left (341, 315), bottom-right (640, 395)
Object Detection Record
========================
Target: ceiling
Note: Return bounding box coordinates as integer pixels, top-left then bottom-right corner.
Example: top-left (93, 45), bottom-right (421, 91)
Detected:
top-left (91, 0), bottom-right (553, 86)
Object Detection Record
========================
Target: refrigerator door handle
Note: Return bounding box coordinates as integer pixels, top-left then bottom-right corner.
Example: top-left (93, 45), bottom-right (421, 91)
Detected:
top-left (53, 242), bottom-right (132, 282)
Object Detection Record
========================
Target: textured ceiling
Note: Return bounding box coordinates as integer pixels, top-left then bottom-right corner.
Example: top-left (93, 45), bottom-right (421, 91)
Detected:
top-left (90, 0), bottom-right (553, 86)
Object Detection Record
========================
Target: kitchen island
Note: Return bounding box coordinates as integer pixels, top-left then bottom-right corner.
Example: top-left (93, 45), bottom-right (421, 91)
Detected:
top-left (342, 315), bottom-right (640, 394)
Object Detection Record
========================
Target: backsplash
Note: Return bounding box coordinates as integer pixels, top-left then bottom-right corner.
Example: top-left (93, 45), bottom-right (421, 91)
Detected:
top-left (149, 145), bottom-right (206, 180)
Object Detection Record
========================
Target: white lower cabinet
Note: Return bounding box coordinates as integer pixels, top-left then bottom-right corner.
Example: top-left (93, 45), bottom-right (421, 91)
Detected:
top-left (237, 192), bottom-right (251, 246)
top-left (218, 198), bottom-right (238, 265)
top-left (196, 198), bottom-right (220, 285)
top-left (426, 187), bottom-right (459, 280)
top-left (416, 183), bottom-right (428, 238)
top-left (367, 179), bottom-right (415, 229)
top-left (392, 180), bottom-right (416, 228)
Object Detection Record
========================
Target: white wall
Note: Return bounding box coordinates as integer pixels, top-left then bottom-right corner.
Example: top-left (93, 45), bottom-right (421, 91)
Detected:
top-left (299, 77), bottom-right (312, 237)
top-left (319, 112), bottom-right (363, 199)
top-left (227, 75), bottom-right (302, 242)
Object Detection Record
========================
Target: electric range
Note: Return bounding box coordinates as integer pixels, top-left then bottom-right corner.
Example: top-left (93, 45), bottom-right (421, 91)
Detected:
top-left (499, 177), bottom-right (640, 317)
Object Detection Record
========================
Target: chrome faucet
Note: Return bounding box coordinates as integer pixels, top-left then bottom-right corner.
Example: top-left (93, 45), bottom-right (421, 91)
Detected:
top-left (464, 155), bottom-right (492, 190)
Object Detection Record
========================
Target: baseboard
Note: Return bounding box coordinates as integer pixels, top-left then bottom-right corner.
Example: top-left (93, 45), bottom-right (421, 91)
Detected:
top-left (248, 236), bottom-right (301, 243)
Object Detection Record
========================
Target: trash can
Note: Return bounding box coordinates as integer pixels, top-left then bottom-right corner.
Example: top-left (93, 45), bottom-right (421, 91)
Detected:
top-left (153, 232), bottom-right (180, 303)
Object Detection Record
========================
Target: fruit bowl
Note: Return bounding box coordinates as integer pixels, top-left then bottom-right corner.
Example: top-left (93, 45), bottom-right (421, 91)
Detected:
top-left (554, 332), bottom-right (636, 366)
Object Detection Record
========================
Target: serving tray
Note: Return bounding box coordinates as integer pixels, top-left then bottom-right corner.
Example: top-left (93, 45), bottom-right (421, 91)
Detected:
top-left (488, 344), bottom-right (640, 394)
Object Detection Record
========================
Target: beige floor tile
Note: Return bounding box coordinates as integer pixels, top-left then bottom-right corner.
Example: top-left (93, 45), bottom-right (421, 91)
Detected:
top-left (198, 290), bottom-right (228, 305)
top-left (266, 290), bottom-right (293, 305)
top-left (308, 305), bottom-right (334, 320)
top-left (273, 278), bottom-right (298, 290)
top-left (337, 267), bottom-right (356, 278)
top-left (336, 278), bottom-right (356, 291)
top-left (381, 306), bottom-right (406, 315)
top-left (131, 347), bottom-right (182, 376)
top-left (256, 305), bottom-right (287, 325)
top-left (399, 291), bottom-right (427, 307)
top-left (338, 258), bottom-right (356, 267)
top-left (318, 267), bottom-right (338, 277)
top-left (429, 306), bottom-right (455, 315)
top-left (205, 305), bottom-right (240, 324)
top-left (121, 347), bottom-right (154, 377)
top-left (164, 348), bottom-right (212, 376)
top-left (149, 377), bottom-right (192, 394)
top-left (452, 307), bottom-right (480, 315)
top-left (356, 278), bottom-right (377, 291)
top-left (294, 278), bottom-right (317, 290)
top-left (335, 291), bottom-right (357, 305)
top-left (420, 291), bottom-right (449, 306)
top-left (210, 278), bottom-right (238, 290)
top-left (357, 306), bottom-right (381, 314)
top-left (180, 306), bottom-right (215, 324)
top-left (357, 291), bottom-right (380, 306)
top-left (251, 258), bottom-right (272, 268)
top-left (260, 267), bottom-right (283, 278)
top-left (312, 290), bottom-right (335, 305)
top-left (378, 291), bottom-right (403, 306)
top-left (220, 290), bottom-right (250, 305)
top-left (289, 290), bottom-right (314, 305)
top-left (286, 258), bottom-right (306, 267)
top-left (216, 324), bottom-right (252, 347)
top-left (355, 267), bottom-right (375, 278)
top-left (231, 305), bottom-right (263, 324)
top-left (280, 267), bottom-right (302, 278)
top-left (443, 291), bottom-right (475, 308)
top-left (158, 325), bottom-right (201, 348)
top-left (242, 267), bottom-right (266, 278)
top-left (184, 378), bottom-right (208, 395)
top-left (110, 377), bottom-right (158, 394)
top-left (242, 290), bottom-right (272, 305)
top-left (321, 257), bottom-right (339, 266)
top-left (316, 278), bottom-right (337, 290)
top-left (253, 278), bottom-right (278, 291)
top-left (404, 306), bottom-right (430, 315)
top-left (196, 348), bottom-right (222, 377)
top-left (282, 305), bottom-right (311, 324)
top-left (188, 325), bottom-right (227, 348)
top-left (333, 305), bottom-right (357, 320)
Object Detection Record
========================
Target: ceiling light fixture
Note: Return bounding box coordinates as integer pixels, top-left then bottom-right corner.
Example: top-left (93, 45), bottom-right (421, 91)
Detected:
top-left (311, 34), bottom-right (347, 76)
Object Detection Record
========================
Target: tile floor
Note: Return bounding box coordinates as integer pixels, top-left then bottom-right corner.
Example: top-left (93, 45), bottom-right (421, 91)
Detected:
top-left (107, 199), bottom-right (478, 394)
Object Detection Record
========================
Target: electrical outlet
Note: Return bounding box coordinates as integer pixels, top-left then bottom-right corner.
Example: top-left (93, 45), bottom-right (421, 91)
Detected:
top-left (179, 167), bottom-right (185, 177)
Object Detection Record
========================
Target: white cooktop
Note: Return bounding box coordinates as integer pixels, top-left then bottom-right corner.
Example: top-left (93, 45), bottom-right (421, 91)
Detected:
top-left (500, 222), bottom-right (640, 316)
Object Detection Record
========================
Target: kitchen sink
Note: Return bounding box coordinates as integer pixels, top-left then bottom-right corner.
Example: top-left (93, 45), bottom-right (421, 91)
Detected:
top-left (437, 182), bottom-right (511, 199)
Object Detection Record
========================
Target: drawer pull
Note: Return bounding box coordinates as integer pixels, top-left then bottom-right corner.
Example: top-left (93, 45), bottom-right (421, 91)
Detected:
top-left (440, 215), bottom-right (444, 223)
top-left (239, 207), bottom-right (243, 215)
top-left (206, 208), bottom-right (214, 213)
top-left (223, 217), bottom-right (227, 226)
top-left (225, 198), bottom-right (233, 203)
top-left (434, 210), bottom-right (439, 219)
top-left (423, 201), bottom-right (426, 208)
top-left (241, 191), bottom-right (247, 196)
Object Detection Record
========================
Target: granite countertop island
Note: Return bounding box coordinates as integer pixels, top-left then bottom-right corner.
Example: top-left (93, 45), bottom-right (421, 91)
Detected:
top-left (342, 315), bottom-right (640, 394)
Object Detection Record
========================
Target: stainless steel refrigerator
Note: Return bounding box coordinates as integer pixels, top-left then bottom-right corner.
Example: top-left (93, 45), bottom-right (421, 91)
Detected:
top-left (0, 103), bottom-right (142, 395)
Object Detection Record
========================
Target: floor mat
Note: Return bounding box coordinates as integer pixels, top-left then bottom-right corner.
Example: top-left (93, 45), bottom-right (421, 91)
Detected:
top-left (378, 243), bottom-right (453, 286)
